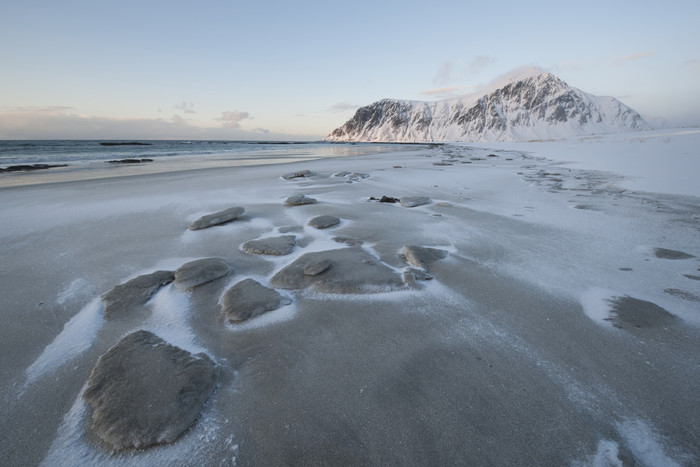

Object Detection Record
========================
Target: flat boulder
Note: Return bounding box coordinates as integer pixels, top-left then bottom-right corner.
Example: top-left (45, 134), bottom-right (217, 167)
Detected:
top-left (188, 207), bottom-right (245, 230)
top-left (242, 235), bottom-right (296, 255)
top-left (308, 215), bottom-right (340, 229)
top-left (282, 170), bottom-right (311, 180)
top-left (221, 278), bottom-right (290, 323)
top-left (400, 196), bottom-right (431, 208)
top-left (653, 248), bottom-right (695, 260)
top-left (303, 259), bottom-right (332, 276)
top-left (82, 330), bottom-right (217, 450)
top-left (285, 194), bottom-right (317, 206)
top-left (101, 270), bottom-right (175, 319)
top-left (402, 245), bottom-right (448, 270)
top-left (174, 258), bottom-right (230, 290)
top-left (270, 247), bottom-right (403, 294)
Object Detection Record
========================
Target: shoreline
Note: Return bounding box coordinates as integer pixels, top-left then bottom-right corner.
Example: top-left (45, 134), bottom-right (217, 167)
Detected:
top-left (1, 141), bottom-right (698, 465)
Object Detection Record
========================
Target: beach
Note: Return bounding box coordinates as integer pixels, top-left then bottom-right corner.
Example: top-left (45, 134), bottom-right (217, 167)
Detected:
top-left (1, 132), bottom-right (699, 466)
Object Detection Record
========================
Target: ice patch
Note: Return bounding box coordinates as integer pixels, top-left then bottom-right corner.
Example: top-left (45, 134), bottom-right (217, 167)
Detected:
top-left (141, 284), bottom-right (206, 355)
top-left (24, 298), bottom-right (103, 388)
top-left (56, 278), bottom-right (92, 305)
top-left (616, 418), bottom-right (691, 467)
top-left (580, 287), bottom-right (617, 326)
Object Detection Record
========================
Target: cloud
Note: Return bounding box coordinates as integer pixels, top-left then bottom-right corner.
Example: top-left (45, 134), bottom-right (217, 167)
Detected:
top-left (5, 106), bottom-right (74, 113)
top-left (327, 102), bottom-right (358, 113)
top-left (418, 86), bottom-right (466, 99)
top-left (684, 58), bottom-right (700, 66)
top-left (433, 61), bottom-right (452, 85)
top-left (613, 51), bottom-right (654, 65)
top-left (172, 114), bottom-right (186, 126)
top-left (175, 101), bottom-right (196, 114)
top-left (217, 110), bottom-right (250, 129)
top-left (468, 55), bottom-right (496, 75)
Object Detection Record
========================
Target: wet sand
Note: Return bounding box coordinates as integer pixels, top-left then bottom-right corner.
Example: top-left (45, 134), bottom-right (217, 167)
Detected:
top-left (1, 144), bottom-right (699, 465)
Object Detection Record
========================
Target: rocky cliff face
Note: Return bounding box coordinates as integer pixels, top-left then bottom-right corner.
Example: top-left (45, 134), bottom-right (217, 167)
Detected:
top-left (326, 70), bottom-right (650, 142)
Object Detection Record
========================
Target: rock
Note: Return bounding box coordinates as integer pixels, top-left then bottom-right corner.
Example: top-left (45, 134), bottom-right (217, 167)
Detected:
top-left (308, 215), bottom-right (340, 229)
top-left (653, 248), bottom-right (695, 260)
top-left (82, 330), bottom-right (217, 450)
top-left (303, 259), bottom-right (332, 276)
top-left (107, 159), bottom-right (153, 164)
top-left (402, 245), bottom-right (448, 270)
top-left (285, 194), bottom-right (317, 206)
top-left (282, 170), bottom-right (311, 180)
top-left (334, 172), bottom-right (369, 182)
top-left (188, 206), bottom-right (245, 230)
top-left (173, 258), bottom-right (230, 290)
top-left (332, 236), bottom-right (364, 246)
top-left (270, 247), bottom-right (403, 294)
top-left (369, 195), bottom-right (399, 203)
top-left (0, 163), bottom-right (68, 173)
top-left (400, 196), bottom-right (431, 208)
top-left (101, 270), bottom-right (175, 319)
top-left (221, 279), bottom-right (289, 322)
top-left (242, 235), bottom-right (296, 255)
top-left (605, 296), bottom-right (676, 329)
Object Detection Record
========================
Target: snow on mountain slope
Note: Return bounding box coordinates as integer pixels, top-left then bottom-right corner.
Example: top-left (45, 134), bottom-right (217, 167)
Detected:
top-left (326, 69), bottom-right (650, 142)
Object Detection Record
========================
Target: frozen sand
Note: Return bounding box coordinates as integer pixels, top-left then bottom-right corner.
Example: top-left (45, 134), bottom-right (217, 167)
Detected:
top-left (1, 133), bottom-right (699, 465)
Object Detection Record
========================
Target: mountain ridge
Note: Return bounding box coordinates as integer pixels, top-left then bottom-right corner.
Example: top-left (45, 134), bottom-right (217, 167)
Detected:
top-left (325, 70), bottom-right (650, 142)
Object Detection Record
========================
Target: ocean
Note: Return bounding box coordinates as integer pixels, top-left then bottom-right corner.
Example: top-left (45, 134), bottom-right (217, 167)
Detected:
top-left (0, 140), bottom-right (415, 167)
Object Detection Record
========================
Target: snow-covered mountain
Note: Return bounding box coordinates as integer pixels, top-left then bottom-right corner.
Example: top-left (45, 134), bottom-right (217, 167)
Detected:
top-left (325, 69), bottom-right (650, 142)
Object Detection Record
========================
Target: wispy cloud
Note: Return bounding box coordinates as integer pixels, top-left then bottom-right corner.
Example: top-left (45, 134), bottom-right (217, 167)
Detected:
top-left (613, 51), bottom-right (654, 65)
top-left (172, 114), bottom-right (186, 126)
top-left (418, 86), bottom-right (467, 99)
top-left (217, 110), bottom-right (250, 129)
top-left (175, 101), bottom-right (196, 114)
top-left (327, 102), bottom-right (358, 113)
top-left (684, 58), bottom-right (700, 66)
top-left (433, 61), bottom-right (452, 86)
top-left (468, 55), bottom-right (495, 75)
top-left (5, 106), bottom-right (74, 113)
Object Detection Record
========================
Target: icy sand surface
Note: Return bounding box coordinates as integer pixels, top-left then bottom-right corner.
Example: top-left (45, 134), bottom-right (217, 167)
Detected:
top-left (1, 130), bottom-right (698, 465)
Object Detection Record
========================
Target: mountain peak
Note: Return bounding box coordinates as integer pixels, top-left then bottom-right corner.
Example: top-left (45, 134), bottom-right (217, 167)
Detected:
top-left (326, 70), bottom-right (649, 142)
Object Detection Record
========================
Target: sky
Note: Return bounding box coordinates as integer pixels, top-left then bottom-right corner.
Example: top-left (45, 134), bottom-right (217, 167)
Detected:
top-left (1, 0), bottom-right (699, 140)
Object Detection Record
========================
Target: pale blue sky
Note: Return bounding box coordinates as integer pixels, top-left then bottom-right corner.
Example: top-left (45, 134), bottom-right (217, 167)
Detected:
top-left (1, 0), bottom-right (698, 139)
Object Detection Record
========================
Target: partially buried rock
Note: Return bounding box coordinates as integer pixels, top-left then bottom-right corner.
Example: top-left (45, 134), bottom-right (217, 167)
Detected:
top-left (282, 170), bottom-right (311, 180)
top-left (285, 194), bottom-right (317, 206)
top-left (400, 196), bottom-right (431, 208)
top-left (188, 206), bottom-right (245, 230)
top-left (605, 296), bottom-right (676, 329)
top-left (402, 268), bottom-right (433, 288)
top-left (82, 330), bottom-right (217, 450)
top-left (221, 278), bottom-right (290, 322)
top-left (332, 236), bottom-right (364, 246)
top-left (242, 235), bottom-right (296, 255)
top-left (101, 270), bottom-right (175, 320)
top-left (653, 248), bottom-right (695, 260)
top-left (402, 245), bottom-right (448, 270)
top-left (174, 258), bottom-right (230, 290)
top-left (308, 215), bottom-right (340, 229)
top-left (270, 247), bottom-right (402, 294)
top-left (303, 259), bottom-right (332, 276)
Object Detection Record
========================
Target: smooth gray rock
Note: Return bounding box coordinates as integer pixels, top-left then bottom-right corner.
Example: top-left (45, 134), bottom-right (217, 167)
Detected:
top-left (285, 194), bottom-right (317, 206)
top-left (653, 248), bottom-right (695, 260)
top-left (242, 235), bottom-right (296, 256)
top-left (221, 278), bottom-right (290, 323)
top-left (188, 207), bottom-right (245, 230)
top-left (403, 268), bottom-right (434, 288)
top-left (282, 170), bottom-right (312, 180)
top-left (174, 258), bottom-right (230, 290)
top-left (270, 247), bottom-right (403, 294)
top-left (400, 196), bottom-right (431, 208)
top-left (82, 330), bottom-right (217, 450)
top-left (303, 259), bottom-right (332, 276)
top-left (402, 245), bottom-right (448, 270)
top-left (101, 270), bottom-right (174, 320)
top-left (308, 215), bottom-right (340, 229)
